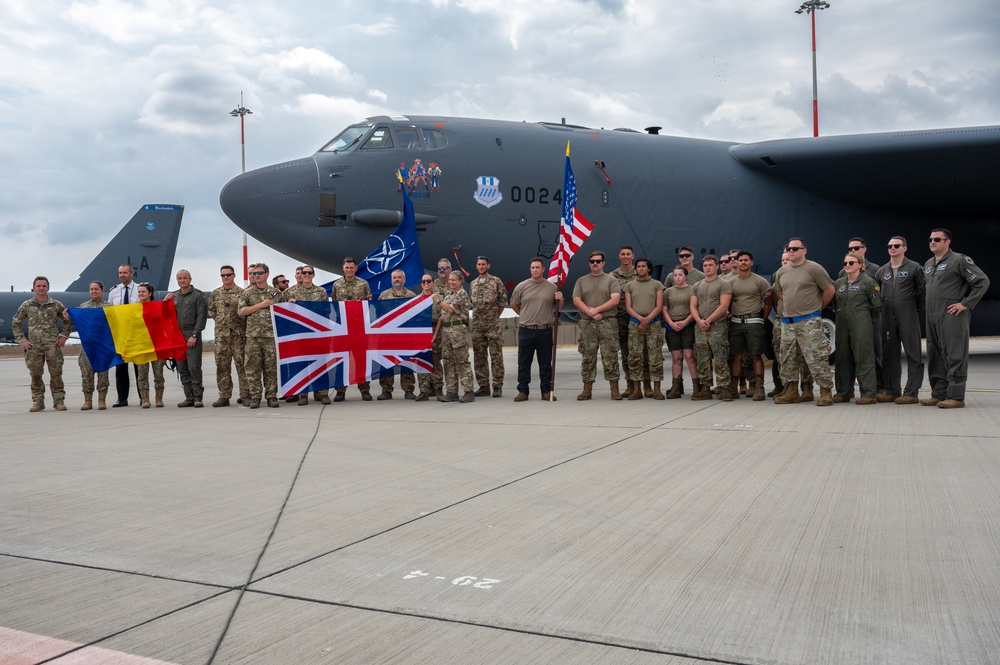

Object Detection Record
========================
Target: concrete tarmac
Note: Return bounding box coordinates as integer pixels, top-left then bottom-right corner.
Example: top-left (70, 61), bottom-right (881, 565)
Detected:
top-left (2, 344), bottom-right (1000, 664)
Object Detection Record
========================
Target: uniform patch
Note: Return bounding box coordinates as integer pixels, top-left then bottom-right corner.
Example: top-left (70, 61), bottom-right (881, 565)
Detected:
top-left (925, 266), bottom-right (933, 274)
top-left (937, 263), bottom-right (948, 271)
top-left (966, 256), bottom-right (975, 263)
top-left (897, 271), bottom-right (908, 277)
top-left (883, 273), bottom-right (892, 280)
top-left (967, 270), bottom-right (979, 281)
top-left (473, 176), bottom-right (503, 209)
top-left (848, 284), bottom-right (860, 291)
top-left (838, 285), bottom-right (846, 292)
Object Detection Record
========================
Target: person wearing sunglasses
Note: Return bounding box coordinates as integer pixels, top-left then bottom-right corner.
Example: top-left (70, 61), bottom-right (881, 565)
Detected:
top-left (208, 265), bottom-right (249, 408)
top-left (238, 263), bottom-right (282, 408)
top-left (572, 250), bottom-right (623, 400)
top-left (434, 271), bottom-right (475, 403)
top-left (663, 247), bottom-right (705, 287)
top-left (283, 265), bottom-right (333, 405)
top-left (872, 237), bottom-right (925, 405)
top-left (838, 237), bottom-right (886, 398)
top-left (831, 255), bottom-right (882, 405)
top-left (772, 237), bottom-right (836, 406)
top-left (921, 229), bottom-right (991, 409)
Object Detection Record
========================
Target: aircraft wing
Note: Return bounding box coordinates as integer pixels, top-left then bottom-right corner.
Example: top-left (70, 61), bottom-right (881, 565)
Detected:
top-left (729, 126), bottom-right (1000, 218)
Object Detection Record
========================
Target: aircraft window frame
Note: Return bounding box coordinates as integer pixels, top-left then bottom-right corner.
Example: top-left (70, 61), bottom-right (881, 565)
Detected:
top-left (320, 123), bottom-right (372, 152)
top-left (421, 128), bottom-right (448, 150)
top-left (361, 126), bottom-right (394, 150)
top-left (395, 126), bottom-right (423, 150)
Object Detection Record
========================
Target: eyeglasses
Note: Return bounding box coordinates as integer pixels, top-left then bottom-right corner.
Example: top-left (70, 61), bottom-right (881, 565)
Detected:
top-left (477, 255), bottom-right (489, 261)
top-left (301, 270), bottom-right (314, 275)
top-left (420, 279), bottom-right (433, 283)
top-left (719, 258), bottom-right (730, 263)
top-left (887, 243), bottom-right (903, 249)
top-left (251, 271), bottom-right (266, 276)
top-left (848, 245), bottom-right (864, 251)
top-left (589, 259), bottom-right (604, 264)
top-left (786, 246), bottom-right (804, 252)
top-left (678, 253), bottom-right (692, 259)
top-left (220, 273), bottom-right (234, 278)
top-left (843, 261), bottom-right (858, 266)
top-left (437, 266), bottom-right (450, 272)
top-left (278, 280), bottom-right (289, 284)
top-left (929, 237), bottom-right (946, 243)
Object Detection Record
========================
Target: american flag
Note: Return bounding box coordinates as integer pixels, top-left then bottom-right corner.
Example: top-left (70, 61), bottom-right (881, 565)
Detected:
top-left (272, 298), bottom-right (433, 396)
top-left (547, 142), bottom-right (595, 287)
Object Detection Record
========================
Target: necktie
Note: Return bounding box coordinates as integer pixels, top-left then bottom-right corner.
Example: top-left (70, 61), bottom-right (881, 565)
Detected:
top-left (124, 286), bottom-right (130, 304)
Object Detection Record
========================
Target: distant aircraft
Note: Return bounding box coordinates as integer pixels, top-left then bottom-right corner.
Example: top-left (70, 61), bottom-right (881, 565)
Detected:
top-left (219, 116), bottom-right (1000, 333)
top-left (2, 204), bottom-right (184, 343)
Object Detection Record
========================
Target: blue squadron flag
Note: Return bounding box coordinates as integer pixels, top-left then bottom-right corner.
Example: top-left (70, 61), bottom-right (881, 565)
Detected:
top-left (353, 182), bottom-right (425, 297)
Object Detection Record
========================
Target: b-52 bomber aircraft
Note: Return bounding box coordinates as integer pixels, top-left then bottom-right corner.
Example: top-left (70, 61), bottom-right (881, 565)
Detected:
top-left (219, 116), bottom-right (1000, 333)
top-left (2, 204), bottom-right (184, 343)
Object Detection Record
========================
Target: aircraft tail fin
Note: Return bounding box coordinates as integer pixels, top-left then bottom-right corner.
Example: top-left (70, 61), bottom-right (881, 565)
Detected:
top-left (65, 204), bottom-right (184, 292)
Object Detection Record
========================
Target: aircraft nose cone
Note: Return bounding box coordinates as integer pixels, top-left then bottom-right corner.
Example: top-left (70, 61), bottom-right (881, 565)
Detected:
top-left (219, 157), bottom-right (320, 235)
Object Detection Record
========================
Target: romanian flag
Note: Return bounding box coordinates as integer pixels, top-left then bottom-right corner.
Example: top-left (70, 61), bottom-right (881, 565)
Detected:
top-left (68, 302), bottom-right (188, 372)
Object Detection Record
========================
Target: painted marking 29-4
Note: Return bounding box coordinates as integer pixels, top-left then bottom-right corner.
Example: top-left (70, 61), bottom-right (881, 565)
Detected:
top-left (402, 570), bottom-right (501, 589)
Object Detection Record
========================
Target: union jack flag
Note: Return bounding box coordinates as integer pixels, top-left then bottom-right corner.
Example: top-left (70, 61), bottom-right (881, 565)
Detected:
top-left (272, 297), bottom-right (433, 397)
top-left (548, 142), bottom-right (595, 287)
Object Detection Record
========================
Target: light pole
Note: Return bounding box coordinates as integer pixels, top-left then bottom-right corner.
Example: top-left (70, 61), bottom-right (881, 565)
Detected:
top-left (795, 0), bottom-right (830, 137)
top-left (230, 92), bottom-right (253, 285)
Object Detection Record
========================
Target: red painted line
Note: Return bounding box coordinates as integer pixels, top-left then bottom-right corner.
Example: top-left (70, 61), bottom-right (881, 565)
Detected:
top-left (0, 626), bottom-right (179, 664)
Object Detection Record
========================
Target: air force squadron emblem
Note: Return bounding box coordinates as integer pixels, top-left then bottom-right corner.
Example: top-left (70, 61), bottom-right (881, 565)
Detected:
top-left (359, 234), bottom-right (407, 274)
top-left (473, 176), bottom-right (503, 209)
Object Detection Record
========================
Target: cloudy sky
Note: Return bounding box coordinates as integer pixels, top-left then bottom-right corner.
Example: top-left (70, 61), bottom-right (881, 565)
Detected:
top-left (2, 0), bottom-right (998, 296)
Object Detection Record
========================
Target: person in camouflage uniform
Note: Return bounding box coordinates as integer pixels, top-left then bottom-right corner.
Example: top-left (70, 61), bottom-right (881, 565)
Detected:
top-left (282, 264), bottom-right (332, 405)
top-left (435, 271), bottom-right (475, 402)
top-left (76, 281), bottom-right (110, 410)
top-left (331, 256), bottom-right (374, 401)
top-left (572, 250), bottom-right (622, 400)
top-left (134, 283), bottom-right (167, 408)
top-left (623, 258), bottom-right (665, 399)
top-left (208, 265), bottom-right (248, 407)
top-left (691, 256), bottom-right (734, 400)
top-left (415, 275), bottom-right (438, 400)
top-left (470, 256), bottom-right (508, 398)
top-left (427, 258), bottom-right (453, 397)
top-left (772, 238), bottom-right (836, 406)
top-left (377, 269), bottom-right (417, 400)
top-left (610, 246), bottom-right (644, 397)
top-left (13, 276), bottom-right (70, 412)
top-left (238, 262), bottom-right (281, 409)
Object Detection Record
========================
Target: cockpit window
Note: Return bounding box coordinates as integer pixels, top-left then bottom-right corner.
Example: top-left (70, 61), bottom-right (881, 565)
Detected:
top-left (361, 127), bottom-right (394, 150)
top-left (421, 128), bottom-right (448, 149)
top-left (395, 126), bottom-right (422, 150)
top-left (320, 122), bottom-right (371, 152)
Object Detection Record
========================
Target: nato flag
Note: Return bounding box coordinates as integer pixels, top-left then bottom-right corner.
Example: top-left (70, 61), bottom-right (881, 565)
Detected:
top-left (353, 187), bottom-right (425, 297)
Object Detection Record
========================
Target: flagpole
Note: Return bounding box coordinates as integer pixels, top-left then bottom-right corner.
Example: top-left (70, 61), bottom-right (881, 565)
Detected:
top-left (550, 297), bottom-right (561, 400)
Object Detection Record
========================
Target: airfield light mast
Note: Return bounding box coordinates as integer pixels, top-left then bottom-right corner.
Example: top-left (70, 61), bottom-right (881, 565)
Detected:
top-left (230, 92), bottom-right (253, 285)
top-left (795, 0), bottom-right (830, 137)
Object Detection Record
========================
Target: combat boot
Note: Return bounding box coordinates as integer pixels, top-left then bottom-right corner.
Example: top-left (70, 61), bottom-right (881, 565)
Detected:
top-left (691, 382), bottom-right (712, 400)
top-left (298, 394), bottom-right (310, 405)
top-left (817, 387), bottom-right (833, 406)
top-left (666, 377), bottom-right (683, 399)
top-left (622, 379), bottom-right (636, 399)
top-left (610, 380), bottom-right (623, 400)
top-left (643, 379), bottom-right (654, 398)
top-left (577, 382), bottom-right (593, 401)
top-left (54, 401), bottom-right (67, 411)
top-left (719, 383), bottom-right (736, 402)
top-left (767, 381), bottom-right (783, 398)
top-left (360, 389), bottom-right (373, 401)
top-left (752, 374), bottom-right (766, 401)
top-left (738, 375), bottom-right (747, 395)
top-left (140, 390), bottom-right (151, 409)
top-left (29, 401), bottom-right (45, 412)
top-left (627, 384), bottom-right (644, 400)
top-left (81, 392), bottom-right (93, 411)
top-left (799, 380), bottom-right (814, 402)
top-left (459, 391), bottom-right (475, 403)
top-left (773, 383), bottom-right (801, 404)
top-left (155, 388), bottom-right (164, 408)
top-left (98, 391), bottom-right (108, 410)
top-left (651, 381), bottom-right (665, 400)
top-left (474, 386), bottom-right (490, 397)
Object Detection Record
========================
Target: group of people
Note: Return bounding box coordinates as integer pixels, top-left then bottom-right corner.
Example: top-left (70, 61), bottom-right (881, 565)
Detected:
top-left (12, 228), bottom-right (989, 412)
top-left (565, 231), bottom-right (989, 410)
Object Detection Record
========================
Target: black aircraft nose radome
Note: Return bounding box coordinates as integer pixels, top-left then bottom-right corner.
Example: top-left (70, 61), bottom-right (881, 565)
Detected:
top-left (220, 157), bottom-right (320, 235)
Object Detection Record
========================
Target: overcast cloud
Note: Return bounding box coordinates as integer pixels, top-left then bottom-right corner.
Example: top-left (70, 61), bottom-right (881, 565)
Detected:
top-left (1, 0), bottom-right (998, 297)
